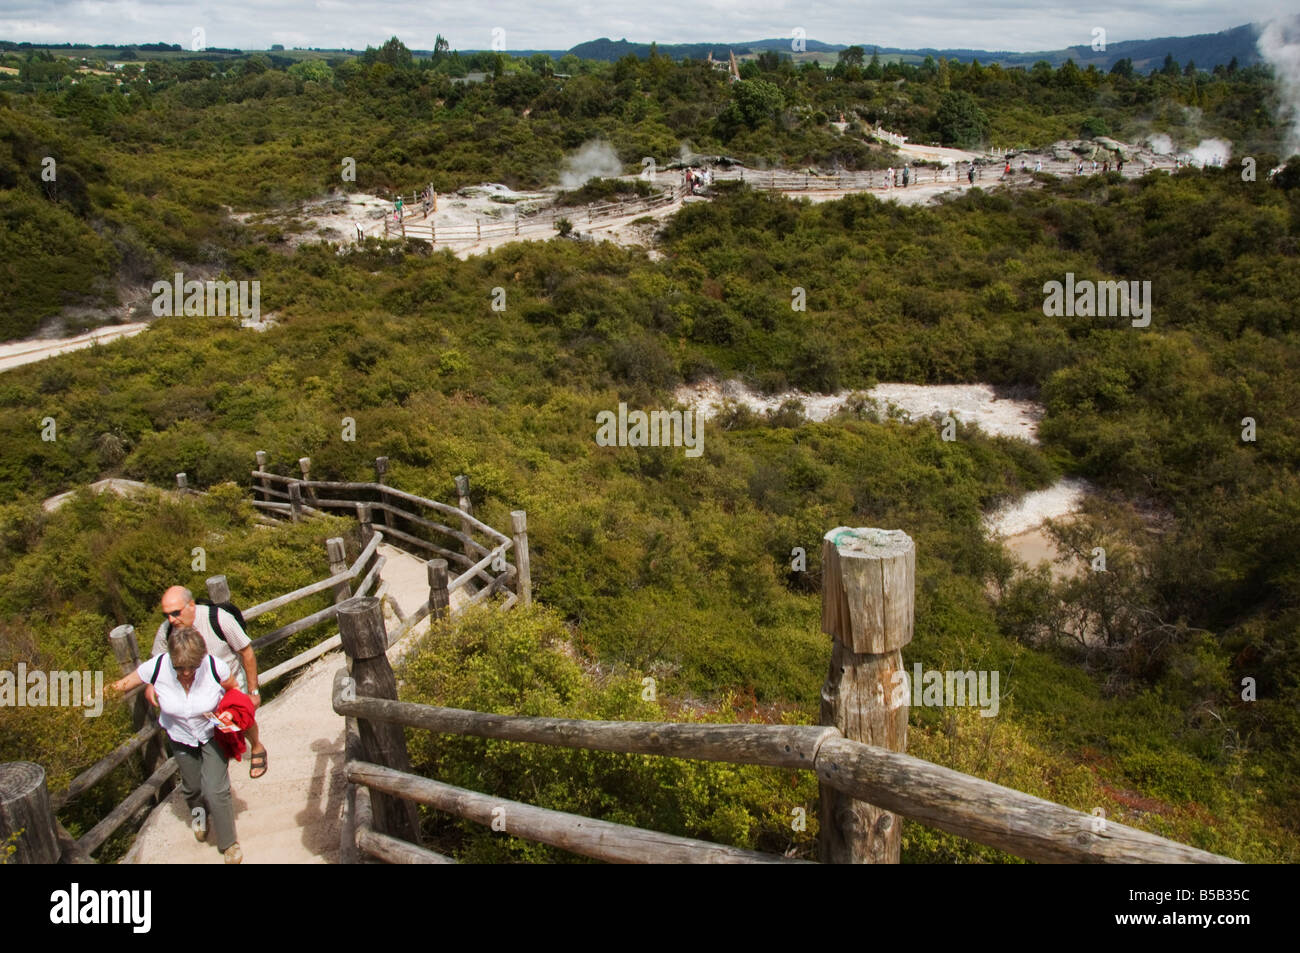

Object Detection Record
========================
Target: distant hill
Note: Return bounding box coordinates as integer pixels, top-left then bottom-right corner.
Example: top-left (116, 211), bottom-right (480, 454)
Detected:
top-left (551, 24), bottom-right (1263, 70)
top-left (564, 37), bottom-right (842, 62)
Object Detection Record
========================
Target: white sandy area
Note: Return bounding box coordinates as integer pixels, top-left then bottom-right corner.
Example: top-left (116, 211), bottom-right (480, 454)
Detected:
top-left (983, 477), bottom-right (1091, 538)
top-left (676, 379), bottom-right (1043, 441)
top-left (676, 379), bottom-right (1091, 550)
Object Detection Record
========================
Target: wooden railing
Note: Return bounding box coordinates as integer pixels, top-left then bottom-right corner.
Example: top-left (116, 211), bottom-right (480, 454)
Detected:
top-left (10, 527), bottom-right (388, 863)
top-left (329, 527), bottom-right (1238, 866)
top-left (1, 457), bottom-right (533, 864)
top-left (249, 454), bottom-right (530, 616)
top-left (359, 187), bottom-right (680, 247)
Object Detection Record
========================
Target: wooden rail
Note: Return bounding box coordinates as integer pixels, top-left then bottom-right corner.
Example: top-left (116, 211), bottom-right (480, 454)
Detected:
top-left (359, 187), bottom-right (680, 247)
top-left (248, 457), bottom-right (526, 605)
top-left (330, 672), bottom-right (1235, 865)
top-left (330, 525), bottom-right (1239, 866)
top-left (12, 520), bottom-right (387, 862)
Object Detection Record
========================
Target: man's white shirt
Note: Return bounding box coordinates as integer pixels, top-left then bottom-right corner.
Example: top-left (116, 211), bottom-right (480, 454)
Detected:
top-left (135, 653), bottom-right (231, 747)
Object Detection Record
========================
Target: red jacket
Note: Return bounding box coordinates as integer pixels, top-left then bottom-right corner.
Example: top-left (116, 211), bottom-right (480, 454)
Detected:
top-left (213, 689), bottom-right (257, 761)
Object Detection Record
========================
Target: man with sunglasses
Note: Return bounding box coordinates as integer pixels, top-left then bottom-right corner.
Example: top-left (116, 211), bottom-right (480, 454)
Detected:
top-left (149, 586), bottom-right (268, 779)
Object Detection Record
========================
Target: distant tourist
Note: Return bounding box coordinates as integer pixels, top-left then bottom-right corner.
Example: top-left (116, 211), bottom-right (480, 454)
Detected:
top-left (968, 164), bottom-right (975, 185)
top-left (1034, 158), bottom-right (1042, 173)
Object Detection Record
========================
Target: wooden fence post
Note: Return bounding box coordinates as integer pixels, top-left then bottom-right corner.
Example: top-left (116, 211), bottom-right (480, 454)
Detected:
top-left (327, 538), bottom-right (352, 604)
top-left (0, 762), bottom-right (60, 863)
top-left (288, 482), bottom-right (303, 522)
top-left (373, 457), bottom-right (389, 533)
top-left (110, 624), bottom-right (164, 773)
top-left (206, 574), bottom-right (232, 605)
top-left (255, 451), bottom-right (270, 505)
top-left (427, 559), bottom-right (450, 621)
top-left (510, 510), bottom-right (532, 607)
top-left (298, 457), bottom-right (316, 505)
top-left (356, 503), bottom-right (375, 548)
top-left (818, 526), bottom-right (914, 864)
top-left (336, 597), bottom-right (421, 843)
top-left (454, 475), bottom-right (477, 593)
top-left (176, 472), bottom-right (188, 492)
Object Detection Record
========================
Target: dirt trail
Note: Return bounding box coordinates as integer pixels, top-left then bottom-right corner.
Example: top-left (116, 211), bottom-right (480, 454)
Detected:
top-left (0, 322), bottom-right (148, 373)
top-left (123, 543), bottom-right (465, 864)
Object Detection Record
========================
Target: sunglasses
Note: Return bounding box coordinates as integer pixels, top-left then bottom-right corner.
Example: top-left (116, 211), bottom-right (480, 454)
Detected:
top-left (162, 608), bottom-right (185, 619)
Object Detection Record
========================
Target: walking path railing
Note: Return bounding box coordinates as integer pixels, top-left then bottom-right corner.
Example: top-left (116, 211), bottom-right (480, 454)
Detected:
top-left (359, 187), bottom-right (680, 248)
top-left (329, 528), bottom-right (1237, 866)
top-left (1, 462), bottom-right (527, 863)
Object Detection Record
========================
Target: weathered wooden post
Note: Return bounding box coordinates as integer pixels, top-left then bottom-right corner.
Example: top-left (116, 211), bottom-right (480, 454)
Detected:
top-left (454, 475), bottom-right (477, 593)
top-left (427, 559), bottom-right (450, 621)
top-left (288, 482), bottom-right (304, 522)
top-left (356, 502), bottom-right (375, 548)
top-left (327, 538), bottom-right (352, 604)
top-left (298, 457), bottom-right (316, 505)
top-left (176, 472), bottom-right (189, 492)
top-left (818, 526), bottom-right (914, 864)
top-left (510, 510), bottom-right (532, 607)
top-left (0, 762), bottom-right (60, 863)
top-left (206, 574), bottom-right (232, 605)
top-left (372, 457), bottom-right (389, 533)
top-left (110, 624), bottom-right (164, 773)
top-left (336, 598), bottom-right (421, 843)
top-left (254, 451), bottom-right (271, 506)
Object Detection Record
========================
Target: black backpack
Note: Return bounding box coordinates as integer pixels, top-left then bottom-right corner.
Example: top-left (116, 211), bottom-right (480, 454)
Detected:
top-left (164, 599), bottom-right (246, 646)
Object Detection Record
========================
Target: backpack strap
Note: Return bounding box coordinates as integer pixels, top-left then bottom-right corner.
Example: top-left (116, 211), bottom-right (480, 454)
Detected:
top-left (149, 656), bottom-right (164, 685)
top-left (206, 604), bottom-right (228, 644)
top-left (209, 656), bottom-right (220, 682)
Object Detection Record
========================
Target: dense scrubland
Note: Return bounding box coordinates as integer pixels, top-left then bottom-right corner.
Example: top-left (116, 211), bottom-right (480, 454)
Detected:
top-left (1, 37), bottom-right (1284, 337)
top-left (0, 39), bottom-right (1297, 862)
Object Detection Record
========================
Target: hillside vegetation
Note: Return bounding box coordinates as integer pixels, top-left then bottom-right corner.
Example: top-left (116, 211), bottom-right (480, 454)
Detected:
top-left (0, 37), bottom-right (1296, 862)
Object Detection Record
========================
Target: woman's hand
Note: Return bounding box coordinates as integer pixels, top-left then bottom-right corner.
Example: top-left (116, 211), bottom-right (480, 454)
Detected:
top-left (110, 671), bottom-right (144, 695)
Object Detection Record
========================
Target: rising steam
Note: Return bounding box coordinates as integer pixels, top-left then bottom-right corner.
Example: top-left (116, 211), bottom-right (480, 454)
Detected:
top-left (559, 140), bottom-right (623, 188)
top-left (1258, 16), bottom-right (1300, 158)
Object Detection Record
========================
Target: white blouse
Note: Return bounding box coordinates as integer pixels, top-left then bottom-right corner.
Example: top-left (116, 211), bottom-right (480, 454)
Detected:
top-left (135, 653), bottom-right (231, 747)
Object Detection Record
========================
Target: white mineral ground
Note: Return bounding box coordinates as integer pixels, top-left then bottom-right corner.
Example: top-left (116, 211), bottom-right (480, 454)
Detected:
top-left (675, 378), bottom-right (1090, 569)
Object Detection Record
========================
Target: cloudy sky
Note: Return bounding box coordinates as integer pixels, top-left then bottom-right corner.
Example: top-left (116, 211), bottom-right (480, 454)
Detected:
top-left (0, 1), bottom-right (1288, 53)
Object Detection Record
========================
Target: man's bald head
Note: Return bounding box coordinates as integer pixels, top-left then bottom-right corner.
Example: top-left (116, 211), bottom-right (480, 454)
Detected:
top-left (161, 586), bottom-right (197, 627)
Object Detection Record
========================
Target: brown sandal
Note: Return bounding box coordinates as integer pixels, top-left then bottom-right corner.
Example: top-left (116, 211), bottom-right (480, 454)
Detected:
top-left (250, 750), bottom-right (268, 779)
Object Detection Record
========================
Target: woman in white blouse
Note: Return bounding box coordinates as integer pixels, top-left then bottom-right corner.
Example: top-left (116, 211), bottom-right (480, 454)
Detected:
top-left (111, 626), bottom-right (243, 863)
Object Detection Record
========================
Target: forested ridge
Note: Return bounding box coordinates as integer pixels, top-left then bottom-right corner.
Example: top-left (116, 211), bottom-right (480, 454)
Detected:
top-left (0, 37), bottom-right (1297, 862)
